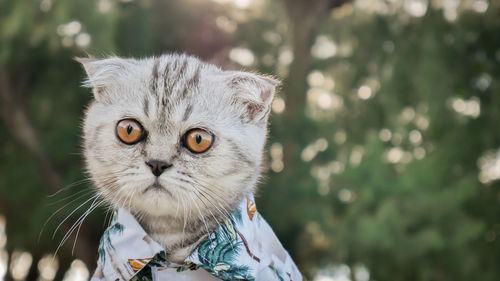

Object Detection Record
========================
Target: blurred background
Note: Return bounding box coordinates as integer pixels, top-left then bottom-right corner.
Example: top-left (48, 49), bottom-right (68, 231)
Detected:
top-left (1, 0), bottom-right (499, 280)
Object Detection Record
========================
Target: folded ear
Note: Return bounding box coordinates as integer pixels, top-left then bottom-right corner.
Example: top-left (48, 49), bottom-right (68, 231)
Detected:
top-left (226, 71), bottom-right (280, 124)
top-left (75, 56), bottom-right (136, 102)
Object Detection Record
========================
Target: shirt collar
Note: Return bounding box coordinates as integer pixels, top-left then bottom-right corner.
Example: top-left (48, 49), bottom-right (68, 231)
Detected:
top-left (96, 194), bottom-right (301, 281)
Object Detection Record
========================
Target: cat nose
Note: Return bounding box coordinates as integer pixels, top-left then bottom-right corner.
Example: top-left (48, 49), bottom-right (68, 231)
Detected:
top-left (146, 160), bottom-right (172, 177)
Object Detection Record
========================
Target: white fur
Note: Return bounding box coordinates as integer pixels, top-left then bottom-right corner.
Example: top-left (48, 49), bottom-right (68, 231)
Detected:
top-left (79, 54), bottom-right (278, 261)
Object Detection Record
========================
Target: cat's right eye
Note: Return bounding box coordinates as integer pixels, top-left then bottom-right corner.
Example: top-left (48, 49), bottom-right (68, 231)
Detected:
top-left (116, 119), bottom-right (144, 144)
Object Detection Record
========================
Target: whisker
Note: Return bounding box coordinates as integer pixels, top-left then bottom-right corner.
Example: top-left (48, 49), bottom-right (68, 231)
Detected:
top-left (175, 190), bottom-right (181, 218)
top-left (47, 178), bottom-right (93, 198)
top-left (54, 196), bottom-right (101, 257)
top-left (52, 194), bottom-right (99, 239)
top-left (38, 190), bottom-right (93, 243)
top-left (195, 189), bottom-right (235, 250)
top-left (47, 188), bottom-right (92, 206)
top-left (71, 199), bottom-right (103, 255)
top-left (61, 197), bottom-right (101, 247)
top-left (187, 192), bottom-right (211, 238)
top-left (172, 176), bottom-right (235, 251)
top-left (189, 177), bottom-right (234, 219)
top-left (191, 186), bottom-right (225, 237)
top-left (181, 192), bottom-right (188, 247)
top-left (103, 208), bottom-right (111, 228)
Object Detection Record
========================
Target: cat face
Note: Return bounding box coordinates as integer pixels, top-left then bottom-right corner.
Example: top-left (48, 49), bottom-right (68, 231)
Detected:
top-left (79, 54), bottom-right (277, 220)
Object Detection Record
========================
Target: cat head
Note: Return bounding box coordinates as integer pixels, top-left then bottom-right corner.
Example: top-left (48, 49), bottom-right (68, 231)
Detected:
top-left (78, 54), bottom-right (278, 220)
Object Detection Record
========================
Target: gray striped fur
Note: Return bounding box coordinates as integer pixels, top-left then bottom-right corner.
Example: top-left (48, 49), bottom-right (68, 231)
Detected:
top-left (78, 53), bottom-right (278, 262)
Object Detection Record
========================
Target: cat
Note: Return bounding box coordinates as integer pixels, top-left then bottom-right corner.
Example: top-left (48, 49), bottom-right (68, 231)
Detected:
top-left (78, 53), bottom-right (301, 280)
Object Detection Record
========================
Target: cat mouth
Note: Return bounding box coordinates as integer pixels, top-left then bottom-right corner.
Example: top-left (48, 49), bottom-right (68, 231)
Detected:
top-left (143, 182), bottom-right (171, 196)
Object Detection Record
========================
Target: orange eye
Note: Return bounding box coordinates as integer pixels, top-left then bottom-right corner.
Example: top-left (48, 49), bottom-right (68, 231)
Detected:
top-left (184, 129), bottom-right (214, 153)
top-left (116, 119), bottom-right (144, 144)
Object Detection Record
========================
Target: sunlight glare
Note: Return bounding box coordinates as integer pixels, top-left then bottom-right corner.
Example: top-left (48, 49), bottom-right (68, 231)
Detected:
top-left (212, 0), bottom-right (253, 9)
top-left (472, 0), bottom-right (488, 13)
top-left (329, 161), bottom-right (345, 175)
top-left (0, 250), bottom-right (7, 281)
top-left (350, 146), bottom-right (364, 167)
top-left (301, 145), bottom-right (317, 162)
top-left (98, 0), bottom-right (113, 13)
top-left (262, 31), bottom-right (281, 45)
top-left (338, 189), bottom-right (354, 203)
top-left (386, 147), bottom-right (404, 163)
top-left (10, 251), bottom-right (32, 281)
top-left (409, 130), bottom-right (422, 145)
top-left (216, 16), bottom-right (237, 33)
top-left (475, 72), bottom-right (492, 91)
top-left (404, 0), bottom-right (428, 17)
top-left (0, 216), bottom-right (5, 249)
top-left (415, 115), bottom-right (430, 130)
top-left (0, 216), bottom-right (5, 281)
top-left (75, 33), bottom-right (91, 48)
top-left (311, 36), bottom-right (337, 59)
top-left (478, 149), bottom-right (500, 184)
top-left (270, 143), bottom-right (283, 160)
top-left (357, 85), bottom-right (373, 100)
top-left (443, 0), bottom-right (459, 22)
top-left (62, 260), bottom-right (89, 281)
top-left (353, 265), bottom-right (370, 281)
top-left (272, 97), bottom-right (285, 114)
top-left (271, 160), bottom-right (284, 173)
top-left (229, 47), bottom-right (255, 66)
top-left (40, 0), bottom-right (52, 12)
top-left (57, 21), bottom-right (81, 37)
top-left (313, 264), bottom-right (352, 281)
top-left (379, 128), bottom-right (392, 142)
top-left (315, 138), bottom-right (329, 152)
top-left (450, 97), bottom-right (480, 118)
top-left (278, 47), bottom-right (293, 66)
top-left (38, 255), bottom-right (58, 281)
top-left (307, 71), bottom-right (325, 88)
top-left (401, 107), bottom-right (416, 123)
top-left (270, 143), bottom-right (284, 173)
top-left (318, 92), bottom-right (332, 109)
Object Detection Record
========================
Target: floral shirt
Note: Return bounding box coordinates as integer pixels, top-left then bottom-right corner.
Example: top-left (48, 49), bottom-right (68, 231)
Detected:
top-left (91, 195), bottom-right (302, 281)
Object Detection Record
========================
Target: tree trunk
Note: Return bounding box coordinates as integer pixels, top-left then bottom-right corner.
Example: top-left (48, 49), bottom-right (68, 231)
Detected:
top-left (0, 69), bottom-right (61, 192)
top-left (280, 0), bottom-right (330, 168)
top-left (279, 0), bottom-right (351, 168)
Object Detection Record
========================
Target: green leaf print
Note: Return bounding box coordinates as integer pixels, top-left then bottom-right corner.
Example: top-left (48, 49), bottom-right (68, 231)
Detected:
top-left (176, 262), bottom-right (200, 272)
top-left (269, 265), bottom-right (285, 281)
top-left (98, 222), bottom-right (124, 264)
top-left (232, 206), bottom-right (243, 224)
top-left (129, 251), bottom-right (167, 281)
top-left (196, 218), bottom-right (253, 280)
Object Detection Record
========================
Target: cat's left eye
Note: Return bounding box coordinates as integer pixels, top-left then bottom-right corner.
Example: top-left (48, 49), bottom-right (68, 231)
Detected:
top-left (116, 119), bottom-right (144, 144)
top-left (183, 129), bottom-right (214, 153)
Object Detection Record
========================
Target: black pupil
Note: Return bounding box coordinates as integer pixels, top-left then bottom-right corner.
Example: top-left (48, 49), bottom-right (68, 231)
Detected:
top-left (127, 125), bottom-right (133, 135)
top-left (196, 134), bottom-right (202, 144)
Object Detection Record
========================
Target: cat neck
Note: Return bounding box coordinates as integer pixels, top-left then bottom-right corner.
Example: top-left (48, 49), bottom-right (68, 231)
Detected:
top-left (132, 202), bottom-right (235, 263)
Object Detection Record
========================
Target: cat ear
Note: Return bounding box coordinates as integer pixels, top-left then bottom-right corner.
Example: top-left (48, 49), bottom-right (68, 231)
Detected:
top-left (75, 56), bottom-right (135, 102)
top-left (226, 71), bottom-right (280, 124)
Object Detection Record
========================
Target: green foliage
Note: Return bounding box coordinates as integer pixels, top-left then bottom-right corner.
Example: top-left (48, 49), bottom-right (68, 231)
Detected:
top-left (0, 0), bottom-right (499, 280)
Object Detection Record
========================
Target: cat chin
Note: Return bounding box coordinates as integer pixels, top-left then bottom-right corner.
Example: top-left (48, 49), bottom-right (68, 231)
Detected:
top-left (126, 190), bottom-right (185, 218)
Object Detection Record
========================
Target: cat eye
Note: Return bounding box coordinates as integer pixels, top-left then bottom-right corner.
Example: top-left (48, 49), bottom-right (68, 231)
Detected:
top-left (183, 129), bottom-right (214, 153)
top-left (116, 119), bottom-right (145, 144)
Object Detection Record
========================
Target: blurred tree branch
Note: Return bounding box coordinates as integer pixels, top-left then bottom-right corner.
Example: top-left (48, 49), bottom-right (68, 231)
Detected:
top-left (0, 68), bottom-right (61, 192)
